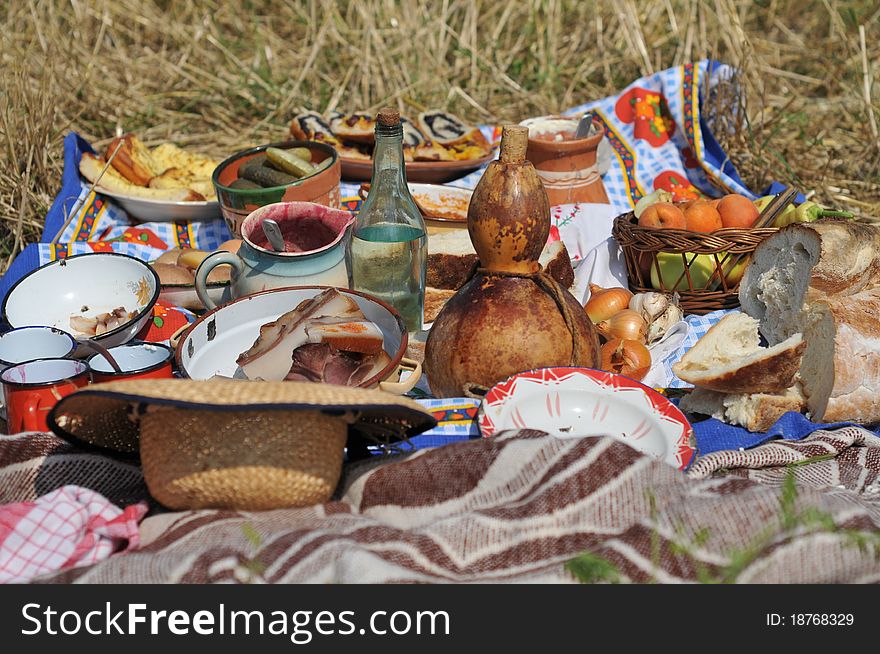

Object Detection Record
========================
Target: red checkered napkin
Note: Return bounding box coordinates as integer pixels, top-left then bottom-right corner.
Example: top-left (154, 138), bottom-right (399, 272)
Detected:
top-left (0, 486), bottom-right (147, 583)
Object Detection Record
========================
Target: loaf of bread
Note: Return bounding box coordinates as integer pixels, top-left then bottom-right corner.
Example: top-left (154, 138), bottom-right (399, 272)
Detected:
top-left (800, 287), bottom-right (880, 424)
top-left (739, 220), bottom-right (880, 344)
top-left (679, 384), bottom-right (807, 433)
top-left (672, 312), bottom-right (804, 393)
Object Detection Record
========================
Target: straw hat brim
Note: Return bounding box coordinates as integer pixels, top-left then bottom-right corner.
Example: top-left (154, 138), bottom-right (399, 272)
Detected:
top-left (47, 379), bottom-right (437, 460)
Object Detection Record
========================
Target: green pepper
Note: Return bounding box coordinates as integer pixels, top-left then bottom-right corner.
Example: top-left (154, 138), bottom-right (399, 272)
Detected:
top-left (793, 200), bottom-right (853, 223)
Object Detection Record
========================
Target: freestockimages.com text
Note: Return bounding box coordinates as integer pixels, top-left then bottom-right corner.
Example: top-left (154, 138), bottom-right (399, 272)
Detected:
top-left (21, 603), bottom-right (450, 643)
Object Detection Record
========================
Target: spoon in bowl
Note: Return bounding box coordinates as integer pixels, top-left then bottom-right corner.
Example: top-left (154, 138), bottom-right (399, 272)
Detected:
top-left (261, 218), bottom-right (287, 253)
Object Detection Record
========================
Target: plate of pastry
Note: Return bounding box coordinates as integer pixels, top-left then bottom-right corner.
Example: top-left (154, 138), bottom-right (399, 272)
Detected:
top-left (290, 110), bottom-right (496, 183)
top-left (78, 135), bottom-right (221, 222)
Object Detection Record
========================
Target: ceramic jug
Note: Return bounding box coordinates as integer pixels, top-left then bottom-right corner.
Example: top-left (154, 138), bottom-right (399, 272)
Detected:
top-left (195, 202), bottom-right (355, 310)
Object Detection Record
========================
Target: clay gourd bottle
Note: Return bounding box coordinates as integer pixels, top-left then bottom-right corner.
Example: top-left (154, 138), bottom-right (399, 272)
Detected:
top-left (425, 125), bottom-right (601, 398)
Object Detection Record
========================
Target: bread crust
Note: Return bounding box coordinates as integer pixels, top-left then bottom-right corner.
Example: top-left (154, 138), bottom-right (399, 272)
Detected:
top-left (680, 386), bottom-right (806, 432)
top-left (740, 220), bottom-right (880, 344)
top-left (672, 313), bottom-right (804, 393)
top-left (803, 288), bottom-right (880, 424)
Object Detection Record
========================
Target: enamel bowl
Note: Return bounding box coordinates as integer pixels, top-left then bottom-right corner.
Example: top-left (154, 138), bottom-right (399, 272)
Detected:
top-left (1, 253), bottom-right (160, 349)
top-left (176, 285), bottom-right (420, 395)
top-left (479, 367), bottom-right (696, 470)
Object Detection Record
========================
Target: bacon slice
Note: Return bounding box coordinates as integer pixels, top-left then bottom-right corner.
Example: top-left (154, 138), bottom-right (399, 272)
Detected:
top-left (236, 289), bottom-right (364, 381)
top-left (305, 318), bottom-right (384, 354)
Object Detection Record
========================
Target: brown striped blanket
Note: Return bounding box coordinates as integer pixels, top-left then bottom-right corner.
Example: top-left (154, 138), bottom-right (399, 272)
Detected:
top-left (1, 428), bottom-right (879, 583)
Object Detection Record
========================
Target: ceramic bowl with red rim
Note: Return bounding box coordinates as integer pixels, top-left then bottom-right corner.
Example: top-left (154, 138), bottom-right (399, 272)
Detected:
top-left (87, 342), bottom-right (175, 383)
top-left (478, 366), bottom-right (696, 470)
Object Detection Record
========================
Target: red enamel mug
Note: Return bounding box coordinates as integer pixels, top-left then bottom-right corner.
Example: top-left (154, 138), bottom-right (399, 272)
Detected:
top-left (1, 358), bottom-right (90, 433)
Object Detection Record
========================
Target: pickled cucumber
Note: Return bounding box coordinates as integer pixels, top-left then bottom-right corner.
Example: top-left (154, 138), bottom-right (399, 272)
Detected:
top-left (266, 147), bottom-right (315, 178)
top-left (239, 154), bottom-right (297, 187)
top-left (230, 178), bottom-right (261, 190)
top-left (312, 156), bottom-right (333, 173)
top-left (286, 147), bottom-right (313, 162)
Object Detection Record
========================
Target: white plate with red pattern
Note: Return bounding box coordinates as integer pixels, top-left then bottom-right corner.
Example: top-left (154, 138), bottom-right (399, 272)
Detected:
top-left (478, 367), bottom-right (696, 470)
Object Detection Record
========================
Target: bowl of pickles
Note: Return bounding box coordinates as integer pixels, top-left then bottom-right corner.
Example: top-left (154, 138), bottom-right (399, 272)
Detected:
top-left (213, 140), bottom-right (341, 237)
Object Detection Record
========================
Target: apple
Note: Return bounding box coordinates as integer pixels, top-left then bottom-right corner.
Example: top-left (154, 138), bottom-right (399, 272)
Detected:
top-left (650, 252), bottom-right (747, 291)
top-left (650, 252), bottom-right (716, 291)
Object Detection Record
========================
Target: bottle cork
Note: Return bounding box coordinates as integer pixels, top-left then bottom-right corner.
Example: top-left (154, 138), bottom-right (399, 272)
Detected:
top-left (499, 125), bottom-right (528, 164)
top-left (377, 108), bottom-right (400, 127)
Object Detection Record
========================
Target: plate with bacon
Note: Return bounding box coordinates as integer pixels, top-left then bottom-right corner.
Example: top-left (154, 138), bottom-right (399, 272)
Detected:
top-left (290, 109), bottom-right (496, 183)
top-left (175, 286), bottom-right (421, 394)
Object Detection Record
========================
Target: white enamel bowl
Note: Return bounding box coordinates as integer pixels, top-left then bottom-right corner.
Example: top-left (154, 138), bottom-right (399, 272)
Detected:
top-left (176, 286), bottom-right (419, 394)
top-left (479, 367), bottom-right (696, 470)
top-left (1, 253), bottom-right (160, 349)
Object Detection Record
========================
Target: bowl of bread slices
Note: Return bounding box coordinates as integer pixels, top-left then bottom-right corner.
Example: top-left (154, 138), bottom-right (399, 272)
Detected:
top-left (78, 134), bottom-right (221, 222)
top-left (290, 109), bottom-right (495, 183)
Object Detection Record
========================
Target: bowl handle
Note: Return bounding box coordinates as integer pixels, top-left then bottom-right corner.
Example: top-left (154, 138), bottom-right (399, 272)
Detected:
top-left (378, 357), bottom-right (422, 395)
top-left (195, 251), bottom-right (242, 311)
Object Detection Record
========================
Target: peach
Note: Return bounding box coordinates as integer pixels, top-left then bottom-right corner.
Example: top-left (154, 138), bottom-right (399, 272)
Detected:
top-left (684, 200), bottom-right (722, 233)
top-left (717, 193), bottom-right (760, 228)
top-left (638, 202), bottom-right (687, 229)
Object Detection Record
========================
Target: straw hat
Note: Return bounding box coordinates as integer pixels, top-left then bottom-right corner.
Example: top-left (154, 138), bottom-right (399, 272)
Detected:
top-left (48, 379), bottom-right (435, 510)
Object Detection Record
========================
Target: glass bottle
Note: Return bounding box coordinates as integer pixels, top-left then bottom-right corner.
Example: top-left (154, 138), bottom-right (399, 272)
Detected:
top-left (346, 108), bottom-right (427, 332)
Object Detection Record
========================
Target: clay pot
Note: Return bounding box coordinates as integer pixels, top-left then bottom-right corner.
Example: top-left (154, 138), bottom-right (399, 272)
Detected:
top-left (467, 126), bottom-right (549, 274)
top-left (213, 140), bottom-right (342, 237)
top-left (526, 117), bottom-right (609, 205)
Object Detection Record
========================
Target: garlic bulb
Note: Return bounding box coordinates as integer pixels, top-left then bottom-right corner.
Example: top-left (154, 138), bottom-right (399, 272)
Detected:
top-left (629, 292), bottom-right (683, 344)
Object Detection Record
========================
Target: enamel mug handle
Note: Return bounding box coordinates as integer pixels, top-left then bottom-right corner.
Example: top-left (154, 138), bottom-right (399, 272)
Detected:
top-left (20, 394), bottom-right (43, 433)
top-left (195, 251), bottom-right (243, 311)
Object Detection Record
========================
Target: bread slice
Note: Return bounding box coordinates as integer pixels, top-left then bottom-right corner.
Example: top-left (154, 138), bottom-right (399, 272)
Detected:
top-left (739, 220), bottom-right (880, 344)
top-left (290, 112), bottom-right (339, 145)
top-left (328, 112), bottom-right (375, 144)
top-left (425, 287), bottom-right (457, 324)
top-left (426, 229), bottom-right (575, 291)
top-left (541, 240), bottom-right (575, 289)
top-left (679, 383), bottom-right (807, 432)
top-left (672, 312), bottom-right (804, 393)
top-left (801, 287), bottom-right (880, 424)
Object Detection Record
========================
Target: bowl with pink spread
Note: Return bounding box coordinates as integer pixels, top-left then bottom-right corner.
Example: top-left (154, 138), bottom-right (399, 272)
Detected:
top-left (194, 202), bottom-right (355, 310)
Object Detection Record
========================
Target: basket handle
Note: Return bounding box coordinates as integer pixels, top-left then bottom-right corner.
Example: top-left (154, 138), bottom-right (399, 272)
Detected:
top-left (378, 357), bottom-right (422, 395)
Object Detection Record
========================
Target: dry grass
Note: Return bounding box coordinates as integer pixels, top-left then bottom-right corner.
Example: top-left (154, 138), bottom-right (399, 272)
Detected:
top-left (1, 0), bottom-right (878, 270)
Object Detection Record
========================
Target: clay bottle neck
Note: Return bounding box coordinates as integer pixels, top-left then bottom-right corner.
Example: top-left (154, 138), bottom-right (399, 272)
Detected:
top-left (499, 125), bottom-right (528, 165)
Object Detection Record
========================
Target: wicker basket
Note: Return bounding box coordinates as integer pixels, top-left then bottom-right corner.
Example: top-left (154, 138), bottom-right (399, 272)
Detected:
top-left (611, 211), bottom-right (778, 314)
top-left (140, 407), bottom-right (348, 511)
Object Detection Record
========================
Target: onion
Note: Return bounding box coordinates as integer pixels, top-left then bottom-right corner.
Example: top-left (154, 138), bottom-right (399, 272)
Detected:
top-left (584, 284), bottom-right (633, 323)
top-left (600, 338), bottom-right (651, 381)
top-left (596, 309), bottom-right (647, 343)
